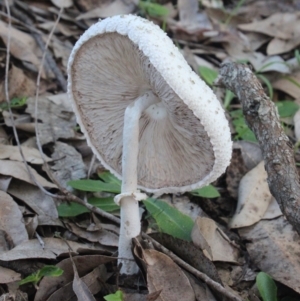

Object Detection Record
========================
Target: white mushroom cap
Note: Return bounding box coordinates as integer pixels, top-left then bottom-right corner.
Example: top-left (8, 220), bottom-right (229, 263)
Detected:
top-left (68, 14), bottom-right (232, 195)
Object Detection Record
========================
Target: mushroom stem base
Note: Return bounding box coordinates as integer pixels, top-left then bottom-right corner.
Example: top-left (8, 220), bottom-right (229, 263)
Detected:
top-left (118, 195), bottom-right (140, 275)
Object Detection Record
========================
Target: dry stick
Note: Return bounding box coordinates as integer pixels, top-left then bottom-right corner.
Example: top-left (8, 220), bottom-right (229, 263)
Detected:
top-left (142, 233), bottom-right (243, 301)
top-left (11, 3), bottom-right (67, 92)
top-left (215, 62), bottom-right (300, 234)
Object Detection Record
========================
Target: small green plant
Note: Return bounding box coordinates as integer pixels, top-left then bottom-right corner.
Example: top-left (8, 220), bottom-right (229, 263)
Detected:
top-left (0, 96), bottom-right (27, 111)
top-left (256, 272), bottom-right (277, 301)
top-left (19, 265), bottom-right (63, 286)
top-left (104, 290), bottom-right (124, 301)
top-left (138, 0), bottom-right (169, 18)
top-left (191, 184), bottom-right (220, 198)
top-left (143, 198), bottom-right (194, 241)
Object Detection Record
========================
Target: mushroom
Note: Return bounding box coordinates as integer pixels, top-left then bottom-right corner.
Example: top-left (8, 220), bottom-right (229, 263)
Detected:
top-left (67, 14), bottom-right (232, 275)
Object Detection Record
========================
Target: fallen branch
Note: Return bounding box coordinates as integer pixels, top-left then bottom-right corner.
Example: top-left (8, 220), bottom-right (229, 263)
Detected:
top-left (142, 233), bottom-right (243, 301)
top-left (215, 62), bottom-right (300, 234)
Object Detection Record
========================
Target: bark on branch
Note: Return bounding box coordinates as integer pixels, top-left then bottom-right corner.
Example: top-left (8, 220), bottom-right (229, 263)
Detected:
top-left (215, 62), bottom-right (300, 234)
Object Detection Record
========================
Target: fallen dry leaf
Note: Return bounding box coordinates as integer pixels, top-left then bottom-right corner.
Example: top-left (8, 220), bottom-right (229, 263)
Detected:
top-left (51, 0), bottom-right (73, 8)
top-left (0, 266), bottom-right (21, 284)
top-left (192, 217), bottom-right (239, 263)
top-left (0, 65), bottom-right (36, 102)
top-left (239, 217), bottom-right (300, 293)
top-left (0, 21), bottom-right (44, 75)
top-left (273, 71), bottom-right (300, 99)
top-left (229, 161), bottom-right (273, 229)
top-left (47, 266), bottom-right (106, 301)
top-left (35, 255), bottom-right (114, 301)
top-left (0, 238), bottom-right (109, 262)
top-left (239, 12), bottom-right (300, 55)
top-left (0, 144), bottom-right (52, 164)
top-left (50, 142), bottom-right (86, 189)
top-left (142, 249), bottom-right (195, 301)
top-left (72, 263), bottom-right (96, 301)
top-left (0, 190), bottom-right (28, 247)
top-left (25, 95), bottom-right (76, 145)
top-left (0, 160), bottom-right (57, 188)
top-left (8, 180), bottom-right (60, 226)
top-left (66, 223), bottom-right (118, 247)
top-left (76, 0), bottom-right (138, 20)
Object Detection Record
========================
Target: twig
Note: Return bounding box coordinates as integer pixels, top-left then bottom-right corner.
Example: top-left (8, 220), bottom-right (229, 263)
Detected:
top-left (215, 62), bottom-right (300, 234)
top-left (11, 2), bottom-right (67, 92)
top-left (142, 233), bottom-right (243, 301)
top-left (60, 188), bottom-right (121, 224)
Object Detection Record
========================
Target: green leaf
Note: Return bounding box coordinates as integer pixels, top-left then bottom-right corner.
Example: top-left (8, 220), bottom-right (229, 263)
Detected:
top-left (104, 290), bottom-right (124, 301)
top-left (138, 1), bottom-right (169, 17)
top-left (198, 66), bottom-right (218, 86)
top-left (0, 97), bottom-right (27, 111)
top-left (256, 272), bottom-right (278, 301)
top-left (19, 266), bottom-right (63, 285)
top-left (231, 110), bottom-right (257, 142)
top-left (224, 89), bottom-right (235, 109)
top-left (143, 198), bottom-right (194, 241)
top-left (276, 101), bottom-right (299, 118)
top-left (98, 171), bottom-right (121, 186)
top-left (67, 179), bottom-right (120, 193)
top-left (191, 185), bottom-right (220, 198)
top-left (38, 266), bottom-right (64, 277)
top-left (257, 74), bottom-right (273, 99)
top-left (57, 197), bottom-right (119, 217)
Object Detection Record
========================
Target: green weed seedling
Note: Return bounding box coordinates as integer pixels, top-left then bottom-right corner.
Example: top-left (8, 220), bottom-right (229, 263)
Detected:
top-left (19, 265), bottom-right (63, 288)
top-left (104, 290), bottom-right (124, 301)
top-left (0, 96), bottom-right (27, 111)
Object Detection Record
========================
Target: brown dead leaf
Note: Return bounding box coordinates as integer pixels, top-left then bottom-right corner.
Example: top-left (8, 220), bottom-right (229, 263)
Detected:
top-left (185, 273), bottom-right (217, 301)
top-left (51, 0), bottom-right (73, 8)
top-left (267, 36), bottom-right (300, 55)
top-left (226, 149), bottom-right (248, 199)
top-left (50, 142), bottom-right (86, 189)
top-left (8, 180), bottom-right (60, 226)
top-left (239, 12), bottom-right (300, 55)
top-left (192, 217), bottom-right (239, 263)
top-left (150, 233), bottom-right (222, 285)
top-left (262, 197), bottom-right (282, 220)
top-left (35, 255), bottom-right (114, 301)
top-left (47, 266), bottom-right (106, 301)
top-left (25, 95), bottom-right (76, 145)
top-left (142, 249), bottom-right (195, 301)
top-left (239, 12), bottom-right (300, 39)
top-left (0, 160), bottom-right (56, 188)
top-left (0, 145), bottom-right (52, 164)
top-left (0, 21), bottom-right (44, 74)
top-left (0, 175), bottom-right (12, 192)
top-left (0, 238), bottom-right (109, 262)
top-left (0, 65), bottom-right (36, 102)
top-left (229, 161), bottom-right (273, 229)
top-left (273, 72), bottom-right (300, 99)
top-left (239, 217), bottom-right (300, 293)
top-left (0, 266), bottom-right (21, 284)
top-left (233, 141), bottom-right (263, 170)
top-left (66, 223), bottom-right (118, 247)
top-left (76, 0), bottom-right (138, 20)
top-left (0, 190), bottom-right (28, 247)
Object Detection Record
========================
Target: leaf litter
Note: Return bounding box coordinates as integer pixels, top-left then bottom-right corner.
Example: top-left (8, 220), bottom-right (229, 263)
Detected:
top-left (0, 0), bottom-right (300, 300)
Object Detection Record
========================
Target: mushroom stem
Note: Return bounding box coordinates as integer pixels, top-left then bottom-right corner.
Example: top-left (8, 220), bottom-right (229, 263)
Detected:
top-left (118, 91), bottom-right (159, 275)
